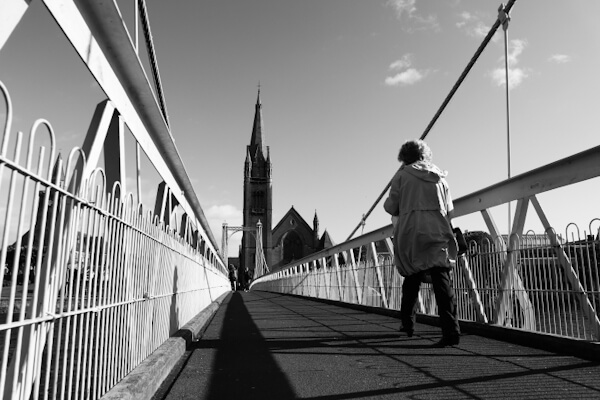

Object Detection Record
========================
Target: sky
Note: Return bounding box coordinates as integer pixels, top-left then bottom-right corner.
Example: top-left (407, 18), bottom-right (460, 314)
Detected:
top-left (1, 0), bottom-right (600, 256)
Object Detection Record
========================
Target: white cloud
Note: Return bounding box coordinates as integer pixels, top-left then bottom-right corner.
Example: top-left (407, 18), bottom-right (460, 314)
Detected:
top-left (489, 39), bottom-right (529, 89)
top-left (387, 0), bottom-right (440, 32)
top-left (549, 54), bottom-right (572, 64)
top-left (490, 67), bottom-right (528, 89)
top-left (507, 39), bottom-right (526, 64)
top-left (385, 54), bottom-right (428, 87)
top-left (206, 204), bottom-right (242, 231)
top-left (455, 11), bottom-right (471, 27)
top-left (389, 54), bottom-right (413, 71)
top-left (456, 11), bottom-right (496, 41)
top-left (388, 0), bottom-right (416, 17)
top-left (385, 69), bottom-right (425, 86)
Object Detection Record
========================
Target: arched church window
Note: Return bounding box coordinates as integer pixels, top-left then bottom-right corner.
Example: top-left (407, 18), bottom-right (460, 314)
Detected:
top-left (283, 231), bottom-right (303, 264)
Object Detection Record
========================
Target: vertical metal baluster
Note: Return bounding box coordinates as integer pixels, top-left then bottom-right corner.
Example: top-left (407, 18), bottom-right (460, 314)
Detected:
top-left (11, 143), bottom-right (41, 399)
top-left (146, 219), bottom-right (159, 351)
top-left (104, 195), bottom-right (118, 390)
top-left (1, 131), bottom-right (24, 398)
top-left (83, 182), bottom-right (103, 398)
top-left (25, 145), bottom-right (52, 400)
top-left (113, 209), bottom-right (126, 387)
top-left (66, 198), bottom-right (82, 400)
top-left (97, 191), bottom-right (115, 396)
top-left (56, 173), bottom-right (77, 400)
top-left (130, 201), bottom-right (145, 363)
top-left (91, 184), bottom-right (107, 400)
top-left (579, 234), bottom-right (592, 339)
top-left (44, 161), bottom-right (64, 400)
top-left (77, 198), bottom-right (96, 399)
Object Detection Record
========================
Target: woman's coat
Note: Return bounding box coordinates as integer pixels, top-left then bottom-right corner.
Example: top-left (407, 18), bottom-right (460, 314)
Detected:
top-left (383, 161), bottom-right (458, 277)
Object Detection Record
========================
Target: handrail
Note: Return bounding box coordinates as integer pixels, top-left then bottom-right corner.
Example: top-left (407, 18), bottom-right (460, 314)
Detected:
top-left (45, 0), bottom-right (221, 259)
top-left (453, 144), bottom-right (600, 217)
top-left (261, 140), bottom-right (600, 280)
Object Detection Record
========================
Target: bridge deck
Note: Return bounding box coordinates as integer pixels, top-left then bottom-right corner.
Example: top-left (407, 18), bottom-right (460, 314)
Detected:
top-left (155, 291), bottom-right (600, 400)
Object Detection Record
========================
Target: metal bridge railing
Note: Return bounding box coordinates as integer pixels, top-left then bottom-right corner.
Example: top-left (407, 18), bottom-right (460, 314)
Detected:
top-left (0, 86), bottom-right (230, 398)
top-left (252, 145), bottom-right (600, 343)
top-left (1, 2), bottom-right (230, 399)
top-left (252, 222), bottom-right (600, 342)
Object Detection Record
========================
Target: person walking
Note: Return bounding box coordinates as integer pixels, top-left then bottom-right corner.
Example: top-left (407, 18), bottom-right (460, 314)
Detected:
top-left (228, 264), bottom-right (238, 291)
top-left (383, 139), bottom-right (461, 347)
top-left (243, 267), bottom-right (251, 292)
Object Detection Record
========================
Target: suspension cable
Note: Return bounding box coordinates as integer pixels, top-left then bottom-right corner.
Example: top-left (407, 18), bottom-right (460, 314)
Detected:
top-left (346, 0), bottom-right (517, 241)
top-left (138, 0), bottom-right (171, 128)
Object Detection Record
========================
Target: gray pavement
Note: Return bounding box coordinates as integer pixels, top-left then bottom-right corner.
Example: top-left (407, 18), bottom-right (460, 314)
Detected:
top-left (156, 291), bottom-right (600, 400)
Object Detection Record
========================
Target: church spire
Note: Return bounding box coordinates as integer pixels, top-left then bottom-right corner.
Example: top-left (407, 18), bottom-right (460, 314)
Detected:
top-left (249, 85), bottom-right (267, 160)
top-left (313, 210), bottom-right (320, 249)
top-left (243, 84), bottom-right (273, 274)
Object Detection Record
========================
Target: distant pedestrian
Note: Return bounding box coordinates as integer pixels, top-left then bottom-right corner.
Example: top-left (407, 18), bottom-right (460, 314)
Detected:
top-left (243, 267), bottom-right (251, 291)
top-left (383, 139), bottom-right (461, 347)
top-left (228, 264), bottom-right (237, 291)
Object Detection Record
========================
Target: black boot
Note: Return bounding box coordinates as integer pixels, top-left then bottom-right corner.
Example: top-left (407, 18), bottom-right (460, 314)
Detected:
top-left (399, 326), bottom-right (414, 337)
top-left (432, 334), bottom-right (460, 347)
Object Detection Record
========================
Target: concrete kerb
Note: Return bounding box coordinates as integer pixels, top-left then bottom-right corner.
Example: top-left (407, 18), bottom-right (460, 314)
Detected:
top-left (101, 291), bottom-right (231, 400)
top-left (261, 291), bottom-right (600, 362)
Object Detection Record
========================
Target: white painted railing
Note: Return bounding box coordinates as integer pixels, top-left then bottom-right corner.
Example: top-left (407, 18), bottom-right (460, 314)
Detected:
top-left (252, 145), bottom-right (600, 343)
top-left (0, 81), bottom-right (230, 399)
top-left (1, 1), bottom-right (231, 398)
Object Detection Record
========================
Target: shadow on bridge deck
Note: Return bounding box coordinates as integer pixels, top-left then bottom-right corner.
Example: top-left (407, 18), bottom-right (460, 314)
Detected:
top-left (154, 291), bottom-right (600, 400)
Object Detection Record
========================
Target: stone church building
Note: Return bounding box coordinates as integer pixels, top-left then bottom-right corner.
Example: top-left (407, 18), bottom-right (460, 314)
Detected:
top-left (240, 89), bottom-right (333, 275)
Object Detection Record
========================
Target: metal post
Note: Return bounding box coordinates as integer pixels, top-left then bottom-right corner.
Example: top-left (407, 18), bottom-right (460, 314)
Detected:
top-left (255, 220), bottom-right (263, 278)
top-left (136, 145), bottom-right (142, 204)
top-left (499, 3), bottom-right (512, 235)
top-left (135, 0), bottom-right (143, 205)
top-left (134, 0), bottom-right (139, 52)
top-left (221, 223), bottom-right (228, 266)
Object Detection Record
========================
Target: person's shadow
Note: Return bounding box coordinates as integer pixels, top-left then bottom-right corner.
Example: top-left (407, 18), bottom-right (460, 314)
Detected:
top-left (204, 292), bottom-right (296, 399)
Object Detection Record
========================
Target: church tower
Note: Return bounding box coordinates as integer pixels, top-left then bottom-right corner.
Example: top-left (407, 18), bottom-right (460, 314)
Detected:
top-left (242, 88), bottom-right (273, 274)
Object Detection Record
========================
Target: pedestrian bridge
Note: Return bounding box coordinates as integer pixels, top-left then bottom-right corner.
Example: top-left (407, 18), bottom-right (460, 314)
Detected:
top-left (157, 291), bottom-right (600, 400)
top-left (1, 1), bottom-right (599, 399)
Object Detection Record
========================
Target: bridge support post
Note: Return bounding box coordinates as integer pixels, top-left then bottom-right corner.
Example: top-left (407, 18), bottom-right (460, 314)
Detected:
top-left (367, 242), bottom-right (388, 309)
top-left (490, 198), bottom-right (535, 328)
top-left (222, 221), bottom-right (269, 283)
top-left (458, 255), bottom-right (488, 323)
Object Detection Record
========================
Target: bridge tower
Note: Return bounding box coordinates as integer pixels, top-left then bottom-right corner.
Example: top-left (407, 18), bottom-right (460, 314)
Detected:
top-left (242, 88), bottom-right (273, 275)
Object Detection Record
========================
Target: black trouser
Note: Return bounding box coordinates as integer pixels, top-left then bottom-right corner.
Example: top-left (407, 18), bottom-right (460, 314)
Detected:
top-left (400, 267), bottom-right (460, 338)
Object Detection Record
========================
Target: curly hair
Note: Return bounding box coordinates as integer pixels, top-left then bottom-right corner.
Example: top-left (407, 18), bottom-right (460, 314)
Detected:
top-left (398, 139), bottom-right (432, 165)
